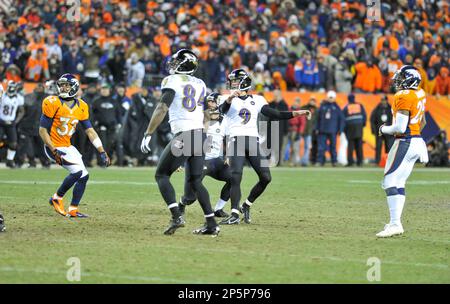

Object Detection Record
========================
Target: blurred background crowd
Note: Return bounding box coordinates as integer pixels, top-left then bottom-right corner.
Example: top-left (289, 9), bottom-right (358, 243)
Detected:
top-left (0, 0), bottom-right (449, 167)
top-left (1, 0), bottom-right (449, 94)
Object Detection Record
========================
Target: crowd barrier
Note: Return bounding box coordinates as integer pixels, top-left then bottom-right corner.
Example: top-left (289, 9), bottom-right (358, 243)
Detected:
top-left (20, 83), bottom-right (450, 160)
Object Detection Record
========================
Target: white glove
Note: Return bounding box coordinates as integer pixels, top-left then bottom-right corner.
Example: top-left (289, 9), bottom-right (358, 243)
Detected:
top-left (140, 133), bottom-right (152, 153)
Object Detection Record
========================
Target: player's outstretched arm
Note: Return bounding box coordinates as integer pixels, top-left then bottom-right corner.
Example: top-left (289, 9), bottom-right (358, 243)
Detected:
top-left (85, 127), bottom-right (111, 167)
top-left (141, 89), bottom-right (174, 153)
top-left (379, 109), bottom-right (409, 136)
top-left (260, 105), bottom-right (311, 120)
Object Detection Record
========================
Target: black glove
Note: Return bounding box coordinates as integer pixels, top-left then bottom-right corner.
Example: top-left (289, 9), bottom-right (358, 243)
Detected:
top-left (99, 151), bottom-right (111, 167)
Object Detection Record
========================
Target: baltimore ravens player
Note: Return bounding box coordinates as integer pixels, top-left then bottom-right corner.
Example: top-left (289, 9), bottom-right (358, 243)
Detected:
top-left (140, 49), bottom-right (219, 236)
top-left (179, 92), bottom-right (232, 218)
top-left (0, 81), bottom-right (25, 168)
top-left (376, 65), bottom-right (428, 237)
top-left (39, 74), bottom-right (111, 218)
top-left (219, 69), bottom-right (311, 225)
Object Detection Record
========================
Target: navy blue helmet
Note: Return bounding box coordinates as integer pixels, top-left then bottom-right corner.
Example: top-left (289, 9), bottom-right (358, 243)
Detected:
top-left (391, 65), bottom-right (422, 91)
top-left (56, 73), bottom-right (80, 98)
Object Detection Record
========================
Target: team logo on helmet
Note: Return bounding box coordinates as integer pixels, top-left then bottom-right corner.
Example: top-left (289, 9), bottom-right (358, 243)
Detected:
top-left (227, 69), bottom-right (252, 91)
top-left (56, 74), bottom-right (80, 99)
top-left (392, 65), bottom-right (422, 91)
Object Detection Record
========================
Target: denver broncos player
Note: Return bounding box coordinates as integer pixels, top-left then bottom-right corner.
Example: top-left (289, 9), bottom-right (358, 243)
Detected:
top-left (39, 74), bottom-right (111, 218)
top-left (377, 65), bottom-right (428, 237)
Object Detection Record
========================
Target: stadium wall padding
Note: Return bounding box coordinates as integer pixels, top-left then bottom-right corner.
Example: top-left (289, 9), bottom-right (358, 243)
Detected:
top-left (20, 83), bottom-right (450, 160)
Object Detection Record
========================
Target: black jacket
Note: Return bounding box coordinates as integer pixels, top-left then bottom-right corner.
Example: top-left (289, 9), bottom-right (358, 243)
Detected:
top-left (370, 103), bottom-right (393, 135)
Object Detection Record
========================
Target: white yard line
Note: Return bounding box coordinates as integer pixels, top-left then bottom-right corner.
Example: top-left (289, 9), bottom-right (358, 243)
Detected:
top-left (0, 266), bottom-right (206, 283)
top-left (0, 180), bottom-right (157, 186)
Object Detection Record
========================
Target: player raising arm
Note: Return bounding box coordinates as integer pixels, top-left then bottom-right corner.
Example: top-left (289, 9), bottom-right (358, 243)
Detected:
top-left (376, 65), bottom-right (428, 237)
top-left (39, 74), bottom-right (110, 218)
top-left (219, 69), bottom-right (311, 225)
top-left (140, 49), bottom-right (219, 236)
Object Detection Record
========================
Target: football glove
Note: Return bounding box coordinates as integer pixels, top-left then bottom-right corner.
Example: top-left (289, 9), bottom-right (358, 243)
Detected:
top-left (140, 133), bottom-right (152, 153)
top-left (52, 149), bottom-right (66, 165)
top-left (99, 151), bottom-right (111, 167)
top-left (378, 124), bottom-right (385, 136)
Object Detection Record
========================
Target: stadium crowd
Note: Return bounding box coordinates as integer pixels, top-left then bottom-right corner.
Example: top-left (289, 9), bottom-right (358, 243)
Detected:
top-left (0, 0), bottom-right (449, 167)
top-left (0, 0), bottom-right (449, 94)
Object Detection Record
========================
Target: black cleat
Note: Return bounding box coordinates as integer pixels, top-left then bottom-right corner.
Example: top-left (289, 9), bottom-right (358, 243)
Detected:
top-left (0, 214), bottom-right (5, 232)
top-left (6, 160), bottom-right (15, 169)
top-left (219, 213), bottom-right (240, 225)
top-left (214, 209), bottom-right (229, 218)
top-left (163, 216), bottom-right (185, 235)
top-left (193, 224), bottom-right (220, 236)
top-left (241, 204), bottom-right (251, 224)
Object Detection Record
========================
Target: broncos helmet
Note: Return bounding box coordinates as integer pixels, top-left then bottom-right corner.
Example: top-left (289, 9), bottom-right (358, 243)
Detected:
top-left (166, 49), bottom-right (199, 75)
top-left (227, 69), bottom-right (252, 91)
top-left (56, 73), bottom-right (80, 99)
top-left (6, 81), bottom-right (18, 97)
top-left (392, 65), bottom-right (422, 91)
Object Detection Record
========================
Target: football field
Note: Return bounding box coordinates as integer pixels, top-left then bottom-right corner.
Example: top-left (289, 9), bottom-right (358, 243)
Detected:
top-left (0, 166), bottom-right (449, 284)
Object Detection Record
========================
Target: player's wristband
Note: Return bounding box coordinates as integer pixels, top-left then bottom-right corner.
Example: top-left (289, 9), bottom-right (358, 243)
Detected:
top-left (92, 137), bottom-right (103, 149)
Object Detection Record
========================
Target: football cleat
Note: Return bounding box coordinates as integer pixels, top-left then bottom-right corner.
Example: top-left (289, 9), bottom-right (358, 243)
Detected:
top-left (193, 224), bottom-right (220, 236)
top-left (241, 204), bottom-right (251, 224)
top-left (67, 209), bottom-right (89, 218)
top-left (6, 160), bottom-right (16, 169)
top-left (164, 216), bottom-right (185, 235)
top-left (0, 214), bottom-right (5, 232)
top-left (219, 213), bottom-right (240, 225)
top-left (214, 209), bottom-right (229, 218)
top-left (376, 223), bottom-right (404, 238)
top-left (48, 196), bottom-right (67, 216)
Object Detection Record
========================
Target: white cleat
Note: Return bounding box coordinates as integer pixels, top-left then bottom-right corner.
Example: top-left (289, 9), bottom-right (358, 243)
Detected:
top-left (376, 223), bottom-right (404, 238)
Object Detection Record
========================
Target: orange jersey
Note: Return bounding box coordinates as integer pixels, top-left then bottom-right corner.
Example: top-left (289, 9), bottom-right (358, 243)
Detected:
top-left (42, 96), bottom-right (90, 147)
top-left (392, 88), bottom-right (426, 137)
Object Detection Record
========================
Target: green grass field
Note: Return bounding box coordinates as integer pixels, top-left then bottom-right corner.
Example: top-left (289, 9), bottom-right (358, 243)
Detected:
top-left (0, 166), bottom-right (449, 283)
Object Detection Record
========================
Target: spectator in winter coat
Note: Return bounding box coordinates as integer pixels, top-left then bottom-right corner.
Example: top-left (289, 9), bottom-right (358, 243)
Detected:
top-left (315, 90), bottom-right (344, 166)
top-left (334, 55), bottom-right (353, 94)
top-left (435, 67), bottom-right (450, 96)
top-left (300, 96), bottom-right (318, 166)
top-left (370, 95), bottom-right (393, 164)
top-left (295, 51), bottom-right (319, 91)
top-left (287, 97), bottom-right (306, 166)
top-left (126, 53), bottom-right (145, 88)
top-left (342, 94), bottom-right (366, 166)
top-left (354, 59), bottom-right (382, 93)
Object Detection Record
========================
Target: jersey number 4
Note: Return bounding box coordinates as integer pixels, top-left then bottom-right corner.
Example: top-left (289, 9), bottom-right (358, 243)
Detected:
top-left (182, 84), bottom-right (205, 112)
top-left (57, 117), bottom-right (79, 136)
